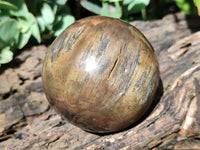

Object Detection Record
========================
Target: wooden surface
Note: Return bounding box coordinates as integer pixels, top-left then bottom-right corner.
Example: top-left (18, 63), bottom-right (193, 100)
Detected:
top-left (0, 13), bottom-right (200, 149)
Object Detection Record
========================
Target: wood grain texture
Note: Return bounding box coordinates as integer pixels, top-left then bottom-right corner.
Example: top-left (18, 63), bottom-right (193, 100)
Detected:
top-left (42, 16), bottom-right (160, 133)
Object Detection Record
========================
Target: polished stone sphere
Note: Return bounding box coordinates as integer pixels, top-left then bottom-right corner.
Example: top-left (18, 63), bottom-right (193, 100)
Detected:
top-left (42, 16), bottom-right (159, 133)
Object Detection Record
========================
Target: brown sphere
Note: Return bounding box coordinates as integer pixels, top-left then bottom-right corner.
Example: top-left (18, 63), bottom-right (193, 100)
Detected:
top-left (42, 16), bottom-right (159, 133)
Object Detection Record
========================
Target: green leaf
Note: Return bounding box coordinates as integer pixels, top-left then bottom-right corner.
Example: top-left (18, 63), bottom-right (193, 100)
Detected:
top-left (112, 2), bottom-right (122, 18)
top-left (101, 0), bottom-right (122, 2)
top-left (18, 19), bottom-right (30, 33)
top-left (53, 15), bottom-right (75, 36)
top-left (127, 0), bottom-right (150, 14)
top-left (45, 24), bottom-right (53, 31)
top-left (6, 0), bottom-right (29, 17)
top-left (80, 1), bottom-right (101, 14)
top-left (0, 1), bottom-right (17, 10)
top-left (194, 0), bottom-right (200, 7)
top-left (123, 0), bottom-right (133, 5)
top-left (0, 47), bottom-right (13, 64)
top-left (27, 13), bottom-right (41, 43)
top-left (54, 16), bottom-right (62, 25)
top-left (194, 0), bottom-right (200, 15)
top-left (101, 2), bottom-right (122, 18)
top-left (41, 3), bottom-right (55, 25)
top-left (101, 3), bottom-right (110, 16)
top-left (53, 4), bottom-right (58, 14)
top-left (56, 0), bottom-right (67, 5)
top-left (17, 30), bottom-right (31, 49)
top-left (175, 0), bottom-right (197, 14)
top-left (0, 19), bottom-right (19, 49)
top-left (0, 15), bottom-right (10, 22)
top-left (0, 38), bottom-right (7, 50)
top-left (17, 13), bottom-right (41, 43)
top-left (36, 16), bottom-right (46, 33)
top-left (53, 4), bottom-right (75, 36)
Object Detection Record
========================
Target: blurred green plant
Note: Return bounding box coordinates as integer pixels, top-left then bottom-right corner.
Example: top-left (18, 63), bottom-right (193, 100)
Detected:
top-left (174, 0), bottom-right (197, 14)
top-left (0, 0), bottom-right (39, 65)
top-left (25, 0), bottom-right (75, 39)
top-left (194, 0), bottom-right (200, 7)
top-left (0, 0), bottom-right (74, 66)
top-left (80, 0), bottom-right (150, 19)
top-left (194, 0), bottom-right (200, 15)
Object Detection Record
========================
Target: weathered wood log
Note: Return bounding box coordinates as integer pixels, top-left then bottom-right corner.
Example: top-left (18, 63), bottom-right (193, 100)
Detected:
top-left (0, 13), bottom-right (200, 149)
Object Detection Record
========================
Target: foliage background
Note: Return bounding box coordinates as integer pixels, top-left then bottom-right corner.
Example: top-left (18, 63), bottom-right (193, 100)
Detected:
top-left (0, 0), bottom-right (199, 66)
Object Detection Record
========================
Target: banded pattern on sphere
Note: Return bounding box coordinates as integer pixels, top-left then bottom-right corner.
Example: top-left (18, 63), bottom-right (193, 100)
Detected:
top-left (42, 16), bottom-right (160, 133)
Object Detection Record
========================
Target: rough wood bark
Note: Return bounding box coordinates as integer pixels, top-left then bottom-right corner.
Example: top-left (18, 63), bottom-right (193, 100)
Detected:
top-left (0, 13), bottom-right (200, 149)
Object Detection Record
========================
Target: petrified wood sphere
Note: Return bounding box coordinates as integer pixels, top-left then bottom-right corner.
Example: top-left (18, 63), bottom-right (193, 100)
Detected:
top-left (42, 16), bottom-right (160, 133)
